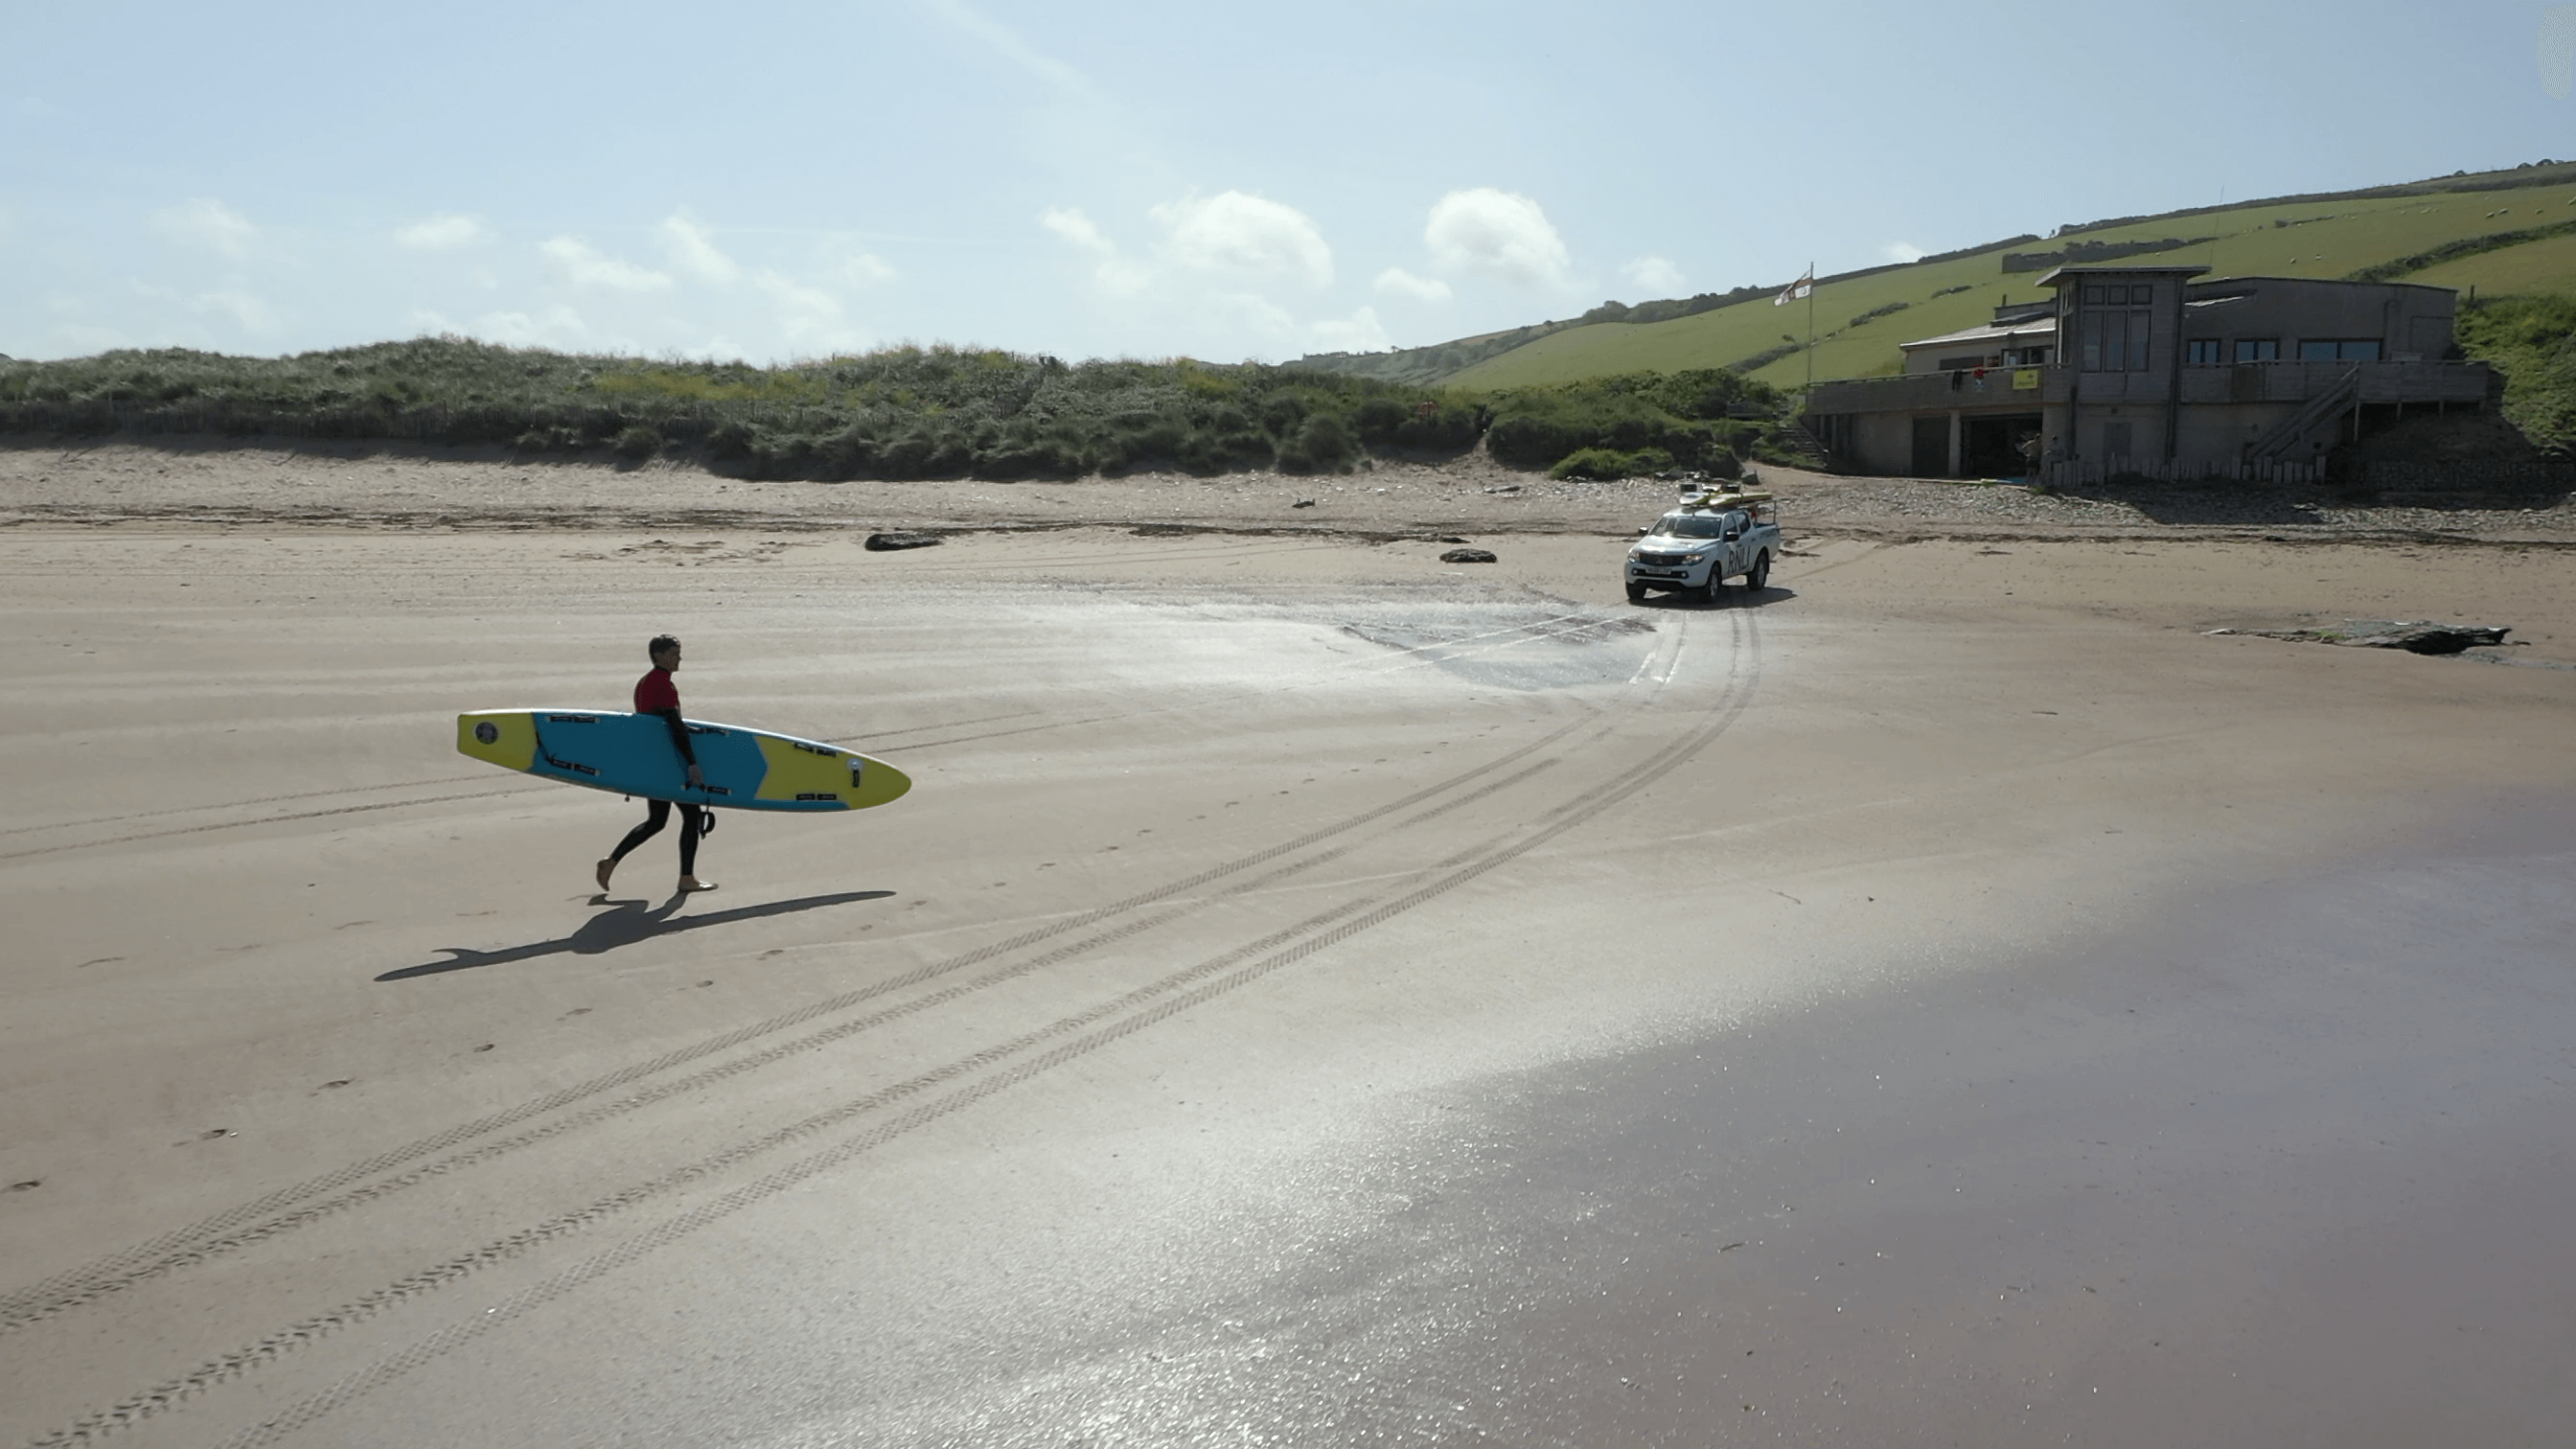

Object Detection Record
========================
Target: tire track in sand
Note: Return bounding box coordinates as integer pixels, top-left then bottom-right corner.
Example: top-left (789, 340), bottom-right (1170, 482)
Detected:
top-left (34, 610), bottom-right (1754, 1449)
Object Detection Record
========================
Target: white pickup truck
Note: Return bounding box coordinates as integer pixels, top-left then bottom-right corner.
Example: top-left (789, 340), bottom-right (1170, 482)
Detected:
top-left (1622, 481), bottom-right (1782, 603)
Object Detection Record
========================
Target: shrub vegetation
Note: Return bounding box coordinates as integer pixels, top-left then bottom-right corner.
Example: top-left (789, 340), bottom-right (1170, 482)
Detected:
top-left (0, 336), bottom-right (1783, 481)
top-left (2454, 295), bottom-right (2576, 450)
top-left (1482, 369), bottom-right (1781, 472)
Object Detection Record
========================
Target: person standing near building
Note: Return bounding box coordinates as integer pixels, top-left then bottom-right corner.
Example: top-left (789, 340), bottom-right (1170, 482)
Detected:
top-left (596, 634), bottom-right (716, 894)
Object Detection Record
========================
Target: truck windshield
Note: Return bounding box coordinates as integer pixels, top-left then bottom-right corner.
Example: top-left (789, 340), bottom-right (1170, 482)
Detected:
top-left (1650, 515), bottom-right (1732, 539)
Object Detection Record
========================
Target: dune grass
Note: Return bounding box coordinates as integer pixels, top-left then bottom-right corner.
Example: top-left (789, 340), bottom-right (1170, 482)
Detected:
top-left (0, 340), bottom-right (1507, 479)
top-left (0, 336), bottom-right (1790, 481)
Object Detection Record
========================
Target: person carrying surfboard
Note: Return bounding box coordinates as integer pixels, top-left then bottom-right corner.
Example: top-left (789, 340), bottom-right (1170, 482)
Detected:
top-left (595, 634), bottom-right (716, 894)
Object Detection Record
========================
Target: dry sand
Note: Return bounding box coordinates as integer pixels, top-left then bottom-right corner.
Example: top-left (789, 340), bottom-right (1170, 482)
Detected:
top-left (3, 443), bottom-right (2573, 1447)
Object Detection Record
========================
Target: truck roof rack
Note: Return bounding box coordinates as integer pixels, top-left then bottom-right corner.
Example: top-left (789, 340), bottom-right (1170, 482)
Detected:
top-left (1677, 478), bottom-right (1773, 509)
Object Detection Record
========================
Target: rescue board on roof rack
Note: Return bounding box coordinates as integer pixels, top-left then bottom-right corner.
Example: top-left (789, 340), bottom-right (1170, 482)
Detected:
top-left (1678, 481), bottom-right (1773, 509)
top-left (454, 709), bottom-right (911, 813)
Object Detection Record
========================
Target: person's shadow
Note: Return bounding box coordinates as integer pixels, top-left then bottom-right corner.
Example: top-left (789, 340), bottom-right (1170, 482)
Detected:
top-left (379, 890), bottom-right (894, 980)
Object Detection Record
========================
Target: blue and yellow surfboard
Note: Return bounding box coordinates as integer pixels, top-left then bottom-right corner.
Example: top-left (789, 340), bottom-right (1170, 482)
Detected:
top-left (456, 710), bottom-right (910, 813)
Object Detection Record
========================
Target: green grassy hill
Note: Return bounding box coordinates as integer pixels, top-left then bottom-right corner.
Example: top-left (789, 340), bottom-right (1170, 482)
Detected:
top-left (2406, 228), bottom-right (2576, 298)
top-left (1420, 164), bottom-right (2576, 393)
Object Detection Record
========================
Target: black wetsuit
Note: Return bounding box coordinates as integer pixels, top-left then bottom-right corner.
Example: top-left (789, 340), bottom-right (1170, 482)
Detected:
top-left (608, 670), bottom-right (704, 876)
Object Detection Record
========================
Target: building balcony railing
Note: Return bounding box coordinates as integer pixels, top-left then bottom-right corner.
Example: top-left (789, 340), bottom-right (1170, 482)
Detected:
top-left (2175, 359), bottom-right (2492, 405)
top-left (1804, 368), bottom-right (2063, 414)
top-left (1803, 358), bottom-right (2492, 417)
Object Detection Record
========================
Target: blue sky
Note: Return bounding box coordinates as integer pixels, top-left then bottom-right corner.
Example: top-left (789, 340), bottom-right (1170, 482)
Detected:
top-left (2, 0), bottom-right (2567, 364)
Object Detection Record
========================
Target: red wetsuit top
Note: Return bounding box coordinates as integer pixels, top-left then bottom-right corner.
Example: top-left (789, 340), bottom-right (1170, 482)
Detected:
top-left (634, 668), bottom-right (696, 765)
top-left (634, 667), bottom-right (679, 715)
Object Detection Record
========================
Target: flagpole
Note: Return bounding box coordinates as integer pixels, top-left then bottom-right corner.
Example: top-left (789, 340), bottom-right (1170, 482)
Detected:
top-left (1804, 260), bottom-right (1815, 393)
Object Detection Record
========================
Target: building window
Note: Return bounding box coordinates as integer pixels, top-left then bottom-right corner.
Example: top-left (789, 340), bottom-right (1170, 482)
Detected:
top-left (2082, 298), bottom-right (2153, 372)
top-left (2297, 339), bottom-right (2382, 361)
top-left (2233, 338), bottom-right (2280, 362)
top-left (2186, 338), bottom-right (2223, 365)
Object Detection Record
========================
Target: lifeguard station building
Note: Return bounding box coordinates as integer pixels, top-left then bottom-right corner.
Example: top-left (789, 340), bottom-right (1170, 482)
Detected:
top-left (1799, 265), bottom-right (2495, 482)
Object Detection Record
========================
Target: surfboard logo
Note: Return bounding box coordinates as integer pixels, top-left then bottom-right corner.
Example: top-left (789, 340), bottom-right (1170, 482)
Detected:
top-left (474, 722), bottom-right (499, 745)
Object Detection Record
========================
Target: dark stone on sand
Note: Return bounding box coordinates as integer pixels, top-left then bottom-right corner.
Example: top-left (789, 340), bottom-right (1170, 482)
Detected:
top-left (864, 532), bottom-right (943, 551)
top-left (2342, 622), bottom-right (2513, 655)
top-left (1292, 499), bottom-right (1316, 508)
top-left (1440, 547), bottom-right (1498, 564)
top-left (2227, 620), bottom-right (2515, 655)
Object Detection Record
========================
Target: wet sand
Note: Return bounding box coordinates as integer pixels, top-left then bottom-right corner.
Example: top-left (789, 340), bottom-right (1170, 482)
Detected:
top-left (2, 448), bottom-right (2572, 1446)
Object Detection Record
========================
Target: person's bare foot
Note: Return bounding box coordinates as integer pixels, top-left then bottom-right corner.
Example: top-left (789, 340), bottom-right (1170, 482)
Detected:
top-left (678, 876), bottom-right (718, 893)
top-left (595, 858), bottom-right (615, 892)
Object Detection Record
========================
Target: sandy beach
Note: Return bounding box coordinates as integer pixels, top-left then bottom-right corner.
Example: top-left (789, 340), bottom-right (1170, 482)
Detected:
top-left (3, 442), bottom-right (2573, 1447)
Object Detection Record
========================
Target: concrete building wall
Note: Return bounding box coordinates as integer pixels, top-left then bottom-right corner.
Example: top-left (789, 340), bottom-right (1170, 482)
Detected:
top-left (1843, 411), bottom-right (1924, 475)
top-left (2174, 402), bottom-right (2308, 469)
top-left (1803, 270), bottom-right (2491, 481)
top-left (1898, 328), bottom-right (2055, 375)
top-left (2179, 278), bottom-right (2455, 361)
top-left (2070, 405), bottom-right (2176, 472)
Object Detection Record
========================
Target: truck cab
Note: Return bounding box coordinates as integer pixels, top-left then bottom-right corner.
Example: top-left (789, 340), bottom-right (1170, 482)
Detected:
top-left (1623, 481), bottom-right (1782, 603)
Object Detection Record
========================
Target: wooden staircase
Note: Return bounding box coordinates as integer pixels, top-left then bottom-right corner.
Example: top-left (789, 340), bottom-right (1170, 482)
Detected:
top-left (1774, 420), bottom-right (1831, 469)
top-left (2243, 367), bottom-right (2358, 463)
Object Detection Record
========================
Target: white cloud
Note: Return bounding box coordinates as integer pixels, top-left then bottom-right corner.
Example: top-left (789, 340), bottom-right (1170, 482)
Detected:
top-left (128, 280), bottom-right (282, 336)
top-left (1042, 206), bottom-right (1111, 251)
top-left (928, 0), bottom-right (1095, 99)
top-left (1373, 266), bottom-right (1452, 304)
top-left (1205, 290), bottom-right (1297, 340)
top-left (474, 305), bottom-right (590, 348)
top-left (1425, 188), bottom-right (1570, 287)
top-left (1309, 306), bottom-right (1391, 354)
top-left (1881, 241), bottom-right (1928, 264)
top-left (539, 236), bottom-right (673, 291)
top-left (659, 212), bottom-right (742, 286)
top-left (1042, 206), bottom-right (1152, 296)
top-left (152, 197), bottom-right (259, 261)
top-left (839, 251), bottom-right (897, 287)
top-left (1150, 191), bottom-right (1332, 289)
top-left (1622, 256), bottom-right (1684, 294)
top-left (196, 288), bottom-right (279, 334)
top-left (755, 268), bottom-right (867, 353)
top-left (49, 321), bottom-right (131, 355)
top-left (394, 213), bottom-right (494, 249)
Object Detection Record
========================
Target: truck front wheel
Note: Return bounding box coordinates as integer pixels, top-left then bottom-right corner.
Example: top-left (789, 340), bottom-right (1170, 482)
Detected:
top-left (1625, 579), bottom-right (1647, 603)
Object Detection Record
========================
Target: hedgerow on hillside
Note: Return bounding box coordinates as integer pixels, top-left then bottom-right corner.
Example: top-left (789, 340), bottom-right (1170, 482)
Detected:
top-left (0, 338), bottom-right (1786, 481)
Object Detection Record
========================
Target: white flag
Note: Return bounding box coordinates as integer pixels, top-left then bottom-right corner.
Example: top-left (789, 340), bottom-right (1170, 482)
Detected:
top-left (1773, 270), bottom-right (1812, 307)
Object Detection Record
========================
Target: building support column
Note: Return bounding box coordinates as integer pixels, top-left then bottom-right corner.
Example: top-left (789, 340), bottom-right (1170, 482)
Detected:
top-left (1947, 410), bottom-right (1963, 477)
